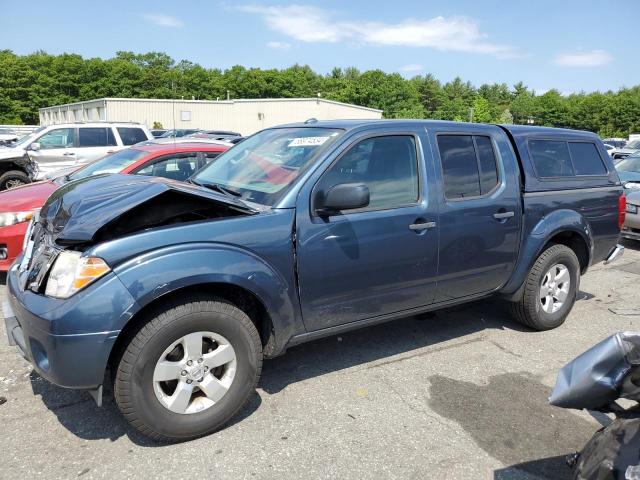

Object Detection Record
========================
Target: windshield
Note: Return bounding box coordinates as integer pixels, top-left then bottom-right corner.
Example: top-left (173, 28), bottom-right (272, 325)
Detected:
top-left (13, 126), bottom-right (46, 147)
top-left (616, 157), bottom-right (640, 173)
top-left (67, 148), bottom-right (148, 180)
top-left (193, 127), bottom-right (343, 205)
top-left (627, 140), bottom-right (640, 149)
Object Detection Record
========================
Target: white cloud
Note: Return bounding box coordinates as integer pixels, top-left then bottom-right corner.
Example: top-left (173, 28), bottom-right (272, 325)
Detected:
top-left (142, 13), bottom-right (184, 28)
top-left (267, 41), bottom-right (292, 50)
top-left (238, 5), bottom-right (519, 58)
top-left (554, 50), bottom-right (612, 67)
top-left (400, 64), bottom-right (424, 73)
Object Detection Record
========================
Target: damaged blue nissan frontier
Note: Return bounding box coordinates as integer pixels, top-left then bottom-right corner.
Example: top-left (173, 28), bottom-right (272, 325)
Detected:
top-left (4, 120), bottom-right (626, 441)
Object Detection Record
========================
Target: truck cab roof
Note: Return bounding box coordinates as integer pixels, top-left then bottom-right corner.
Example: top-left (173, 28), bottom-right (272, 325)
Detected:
top-left (277, 119), bottom-right (618, 193)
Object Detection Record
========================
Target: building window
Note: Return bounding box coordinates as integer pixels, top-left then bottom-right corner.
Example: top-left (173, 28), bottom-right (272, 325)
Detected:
top-left (181, 110), bottom-right (191, 121)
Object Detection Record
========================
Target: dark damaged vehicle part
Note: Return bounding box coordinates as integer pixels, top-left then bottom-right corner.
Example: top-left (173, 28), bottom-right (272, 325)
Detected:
top-left (4, 120), bottom-right (625, 441)
top-left (550, 332), bottom-right (640, 480)
top-left (550, 332), bottom-right (640, 410)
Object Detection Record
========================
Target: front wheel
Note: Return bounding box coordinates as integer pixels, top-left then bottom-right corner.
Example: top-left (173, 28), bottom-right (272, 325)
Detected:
top-left (0, 170), bottom-right (29, 190)
top-left (114, 295), bottom-right (263, 442)
top-left (509, 244), bottom-right (580, 330)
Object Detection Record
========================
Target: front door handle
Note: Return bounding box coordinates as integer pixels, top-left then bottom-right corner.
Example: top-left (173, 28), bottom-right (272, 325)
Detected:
top-left (63, 152), bottom-right (76, 156)
top-left (409, 221), bottom-right (437, 231)
top-left (493, 211), bottom-right (515, 220)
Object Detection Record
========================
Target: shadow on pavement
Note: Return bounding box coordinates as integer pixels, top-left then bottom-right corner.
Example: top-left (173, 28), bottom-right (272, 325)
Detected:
top-left (428, 372), bottom-right (593, 480)
top-left (260, 299), bottom-right (529, 395)
top-left (494, 455), bottom-right (573, 479)
top-left (29, 370), bottom-right (262, 446)
top-left (27, 296), bottom-right (593, 448)
top-left (622, 238), bottom-right (640, 251)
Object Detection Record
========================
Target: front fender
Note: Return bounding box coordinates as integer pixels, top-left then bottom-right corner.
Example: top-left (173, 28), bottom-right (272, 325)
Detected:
top-left (500, 209), bottom-right (593, 296)
top-left (112, 242), bottom-right (300, 354)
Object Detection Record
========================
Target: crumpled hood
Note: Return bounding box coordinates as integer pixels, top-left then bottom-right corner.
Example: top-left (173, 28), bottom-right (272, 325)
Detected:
top-left (40, 174), bottom-right (257, 244)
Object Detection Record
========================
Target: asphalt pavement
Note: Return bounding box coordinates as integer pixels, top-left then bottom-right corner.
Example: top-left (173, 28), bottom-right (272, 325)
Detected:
top-left (2, 241), bottom-right (640, 479)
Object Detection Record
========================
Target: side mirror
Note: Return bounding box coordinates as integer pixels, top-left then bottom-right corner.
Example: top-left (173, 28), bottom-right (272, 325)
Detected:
top-left (316, 183), bottom-right (370, 215)
top-left (29, 142), bottom-right (41, 151)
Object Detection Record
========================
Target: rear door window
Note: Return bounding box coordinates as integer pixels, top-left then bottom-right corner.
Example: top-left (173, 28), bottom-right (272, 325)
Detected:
top-left (437, 134), bottom-right (500, 199)
top-left (529, 140), bottom-right (575, 177)
top-left (568, 142), bottom-right (607, 175)
top-left (438, 135), bottom-right (480, 199)
top-left (474, 136), bottom-right (499, 194)
top-left (78, 128), bottom-right (117, 147)
top-left (117, 127), bottom-right (148, 146)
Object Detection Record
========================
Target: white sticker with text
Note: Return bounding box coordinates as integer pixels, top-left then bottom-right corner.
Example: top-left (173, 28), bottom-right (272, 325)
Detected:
top-left (288, 136), bottom-right (330, 147)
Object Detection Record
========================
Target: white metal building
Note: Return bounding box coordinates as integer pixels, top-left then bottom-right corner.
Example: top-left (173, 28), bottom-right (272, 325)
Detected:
top-left (38, 98), bottom-right (383, 135)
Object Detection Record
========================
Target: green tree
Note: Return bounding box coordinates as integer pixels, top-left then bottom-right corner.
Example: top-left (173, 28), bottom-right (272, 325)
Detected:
top-left (472, 96), bottom-right (493, 123)
top-left (2, 49), bottom-right (640, 136)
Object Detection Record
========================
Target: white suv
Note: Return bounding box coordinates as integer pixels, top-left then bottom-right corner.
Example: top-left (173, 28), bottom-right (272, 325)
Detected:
top-left (0, 122), bottom-right (152, 183)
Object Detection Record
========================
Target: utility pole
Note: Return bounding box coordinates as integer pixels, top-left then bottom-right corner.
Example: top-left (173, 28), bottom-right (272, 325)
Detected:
top-left (469, 107), bottom-right (474, 123)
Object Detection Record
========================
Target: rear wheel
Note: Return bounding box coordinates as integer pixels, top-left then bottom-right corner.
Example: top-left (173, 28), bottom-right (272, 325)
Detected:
top-left (509, 244), bottom-right (580, 330)
top-left (114, 295), bottom-right (263, 442)
top-left (0, 170), bottom-right (29, 190)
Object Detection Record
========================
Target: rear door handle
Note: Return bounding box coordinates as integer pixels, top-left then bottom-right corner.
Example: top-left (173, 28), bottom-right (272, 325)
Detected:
top-left (409, 221), bottom-right (437, 231)
top-left (63, 152), bottom-right (76, 156)
top-left (493, 211), bottom-right (515, 220)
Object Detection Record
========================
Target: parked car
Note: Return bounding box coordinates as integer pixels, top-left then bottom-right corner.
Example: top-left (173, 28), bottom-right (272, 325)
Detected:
top-left (0, 128), bottom-right (19, 146)
top-left (604, 143), bottom-right (616, 156)
top-left (139, 137), bottom-right (235, 148)
top-left (4, 120), bottom-right (624, 441)
top-left (0, 123), bottom-right (153, 188)
top-left (150, 129), bottom-right (168, 138)
top-left (612, 139), bottom-right (640, 161)
top-left (159, 129), bottom-right (201, 138)
top-left (186, 132), bottom-right (243, 143)
top-left (0, 142), bottom-right (228, 271)
top-left (622, 190), bottom-right (640, 241)
top-left (603, 138), bottom-right (627, 149)
top-left (614, 154), bottom-right (640, 192)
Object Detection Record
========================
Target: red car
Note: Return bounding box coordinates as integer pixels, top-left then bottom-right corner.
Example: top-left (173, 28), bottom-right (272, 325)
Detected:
top-left (0, 142), bottom-right (228, 271)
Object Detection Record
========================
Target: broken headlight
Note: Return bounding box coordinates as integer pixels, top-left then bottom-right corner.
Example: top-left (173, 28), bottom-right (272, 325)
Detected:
top-left (45, 251), bottom-right (111, 298)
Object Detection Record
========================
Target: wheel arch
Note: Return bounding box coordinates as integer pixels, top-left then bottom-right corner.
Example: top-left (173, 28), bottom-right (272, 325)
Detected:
top-left (107, 281), bottom-right (277, 374)
top-left (500, 209), bottom-right (593, 298)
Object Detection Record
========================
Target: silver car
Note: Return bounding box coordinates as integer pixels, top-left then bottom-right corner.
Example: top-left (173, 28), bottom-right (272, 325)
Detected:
top-left (0, 122), bottom-right (152, 180)
top-left (622, 190), bottom-right (640, 241)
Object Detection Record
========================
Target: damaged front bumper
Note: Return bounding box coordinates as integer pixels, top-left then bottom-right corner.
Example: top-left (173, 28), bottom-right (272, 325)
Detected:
top-left (4, 261), bottom-right (138, 404)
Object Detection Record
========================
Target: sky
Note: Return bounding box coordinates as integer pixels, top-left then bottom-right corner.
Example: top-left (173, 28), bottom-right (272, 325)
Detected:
top-left (1, 0), bottom-right (636, 94)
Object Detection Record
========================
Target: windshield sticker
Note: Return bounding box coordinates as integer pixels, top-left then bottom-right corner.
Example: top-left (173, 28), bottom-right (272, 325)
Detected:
top-left (288, 136), bottom-right (330, 147)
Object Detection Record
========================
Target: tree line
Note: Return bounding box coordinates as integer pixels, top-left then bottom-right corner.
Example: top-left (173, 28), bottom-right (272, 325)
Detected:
top-left (1, 50), bottom-right (639, 137)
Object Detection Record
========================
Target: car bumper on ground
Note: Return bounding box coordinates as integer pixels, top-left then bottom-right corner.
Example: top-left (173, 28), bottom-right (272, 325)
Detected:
top-left (4, 264), bottom-right (139, 390)
top-left (0, 222), bottom-right (29, 271)
top-left (604, 244), bottom-right (625, 265)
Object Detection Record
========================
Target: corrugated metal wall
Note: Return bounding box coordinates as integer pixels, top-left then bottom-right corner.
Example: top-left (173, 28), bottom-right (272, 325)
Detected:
top-left (39, 98), bottom-right (382, 135)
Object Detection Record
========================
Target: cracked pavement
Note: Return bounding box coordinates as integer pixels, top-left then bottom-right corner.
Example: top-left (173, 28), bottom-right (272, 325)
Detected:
top-left (1, 241), bottom-right (640, 479)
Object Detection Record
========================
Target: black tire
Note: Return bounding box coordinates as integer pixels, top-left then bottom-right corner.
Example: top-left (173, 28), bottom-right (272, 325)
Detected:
top-left (0, 170), bottom-right (29, 190)
top-left (509, 244), bottom-right (580, 330)
top-left (114, 295), bottom-right (263, 442)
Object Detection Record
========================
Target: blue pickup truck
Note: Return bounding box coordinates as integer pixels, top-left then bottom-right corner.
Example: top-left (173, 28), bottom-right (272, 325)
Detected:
top-left (4, 120), bottom-right (626, 441)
